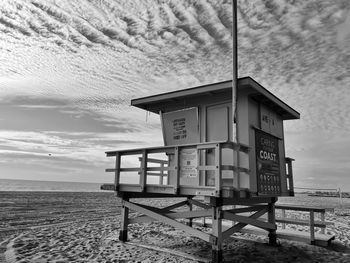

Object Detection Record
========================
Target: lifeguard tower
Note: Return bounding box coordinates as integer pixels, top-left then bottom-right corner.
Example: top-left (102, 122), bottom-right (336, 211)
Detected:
top-left (104, 76), bottom-right (300, 262)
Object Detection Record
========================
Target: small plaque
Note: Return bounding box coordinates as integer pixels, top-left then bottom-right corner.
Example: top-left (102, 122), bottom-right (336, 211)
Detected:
top-left (180, 148), bottom-right (197, 178)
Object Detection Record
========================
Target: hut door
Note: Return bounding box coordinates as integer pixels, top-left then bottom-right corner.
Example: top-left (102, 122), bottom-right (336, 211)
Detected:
top-left (206, 103), bottom-right (232, 186)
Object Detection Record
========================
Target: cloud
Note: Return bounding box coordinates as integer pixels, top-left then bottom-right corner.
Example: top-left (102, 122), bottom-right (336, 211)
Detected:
top-left (1, 0), bottom-right (350, 187)
top-left (336, 9), bottom-right (350, 47)
top-left (0, 0), bottom-right (348, 134)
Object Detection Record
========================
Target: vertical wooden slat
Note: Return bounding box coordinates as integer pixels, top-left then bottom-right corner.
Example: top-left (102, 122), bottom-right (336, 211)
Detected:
top-left (282, 209), bottom-right (286, 229)
top-left (287, 159), bottom-right (294, 193)
top-left (215, 144), bottom-right (222, 197)
top-left (114, 153), bottom-right (121, 191)
top-left (320, 211), bottom-right (325, 234)
top-left (159, 163), bottom-right (164, 185)
top-left (174, 147), bottom-right (180, 194)
top-left (140, 150), bottom-right (147, 192)
top-left (310, 211), bottom-right (315, 244)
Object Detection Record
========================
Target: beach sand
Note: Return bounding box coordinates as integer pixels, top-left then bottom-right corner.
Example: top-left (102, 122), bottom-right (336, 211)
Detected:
top-left (1, 192), bottom-right (350, 262)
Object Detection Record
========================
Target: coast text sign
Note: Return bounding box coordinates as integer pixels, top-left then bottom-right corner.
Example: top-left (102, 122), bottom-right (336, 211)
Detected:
top-left (255, 129), bottom-right (281, 195)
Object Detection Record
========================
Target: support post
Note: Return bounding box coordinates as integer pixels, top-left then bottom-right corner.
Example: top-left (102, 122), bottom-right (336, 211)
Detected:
top-left (140, 150), bottom-right (147, 192)
top-left (282, 209), bottom-right (286, 229)
top-left (211, 205), bottom-right (223, 263)
top-left (114, 153), bottom-right (121, 191)
top-left (119, 197), bottom-right (129, 242)
top-left (310, 211), bottom-right (315, 244)
top-left (320, 211), bottom-right (325, 234)
top-left (214, 144), bottom-right (222, 197)
top-left (268, 199), bottom-right (277, 245)
top-left (174, 147), bottom-right (180, 194)
top-left (187, 197), bottom-right (193, 227)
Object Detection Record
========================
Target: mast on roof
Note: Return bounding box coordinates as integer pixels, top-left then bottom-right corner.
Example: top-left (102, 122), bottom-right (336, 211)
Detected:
top-left (232, 0), bottom-right (239, 187)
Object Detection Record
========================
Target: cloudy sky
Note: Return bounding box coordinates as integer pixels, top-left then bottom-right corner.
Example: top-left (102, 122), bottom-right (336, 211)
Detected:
top-left (0, 0), bottom-right (350, 191)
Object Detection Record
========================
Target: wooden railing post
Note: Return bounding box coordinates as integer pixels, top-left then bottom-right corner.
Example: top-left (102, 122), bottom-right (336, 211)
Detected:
top-left (159, 162), bottom-right (164, 185)
top-left (140, 150), bottom-right (147, 192)
top-left (309, 210), bottom-right (315, 244)
top-left (174, 147), bottom-right (180, 194)
top-left (214, 143), bottom-right (222, 197)
top-left (114, 153), bottom-right (121, 191)
top-left (320, 211), bottom-right (325, 234)
top-left (282, 209), bottom-right (286, 229)
top-left (286, 158), bottom-right (295, 194)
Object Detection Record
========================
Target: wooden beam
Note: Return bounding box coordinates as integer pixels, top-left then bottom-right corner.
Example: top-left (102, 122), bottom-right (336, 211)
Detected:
top-left (222, 211), bottom-right (276, 231)
top-left (139, 157), bottom-right (168, 164)
top-left (161, 200), bottom-right (189, 211)
top-left (129, 200), bottom-right (195, 224)
top-left (188, 199), bottom-right (212, 209)
top-left (224, 205), bottom-right (266, 214)
top-left (275, 205), bottom-right (334, 213)
top-left (123, 200), bottom-right (211, 242)
top-left (221, 197), bottom-right (274, 206)
top-left (275, 218), bottom-right (331, 228)
top-left (221, 165), bottom-right (250, 174)
top-left (167, 209), bottom-right (212, 219)
top-left (147, 166), bottom-right (173, 172)
top-left (197, 165), bottom-right (216, 171)
top-left (222, 207), bottom-right (268, 239)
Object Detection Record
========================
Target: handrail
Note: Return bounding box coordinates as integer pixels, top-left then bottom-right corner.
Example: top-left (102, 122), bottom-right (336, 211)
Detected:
top-left (105, 141), bottom-right (250, 196)
top-left (275, 205), bottom-right (334, 242)
top-left (105, 140), bottom-right (250, 156)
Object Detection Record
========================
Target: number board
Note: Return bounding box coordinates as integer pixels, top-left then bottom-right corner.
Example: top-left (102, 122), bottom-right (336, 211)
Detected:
top-left (255, 129), bottom-right (281, 195)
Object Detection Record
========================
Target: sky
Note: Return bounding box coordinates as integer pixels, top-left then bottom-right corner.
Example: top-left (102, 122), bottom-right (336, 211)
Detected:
top-left (0, 0), bottom-right (350, 191)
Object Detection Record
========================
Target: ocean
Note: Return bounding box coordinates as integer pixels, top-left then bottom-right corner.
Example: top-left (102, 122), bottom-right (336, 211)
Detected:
top-left (0, 178), bottom-right (349, 209)
top-left (0, 178), bottom-right (104, 192)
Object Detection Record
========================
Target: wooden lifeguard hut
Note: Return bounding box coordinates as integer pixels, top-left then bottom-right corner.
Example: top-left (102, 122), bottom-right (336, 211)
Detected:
top-left (104, 76), bottom-right (300, 262)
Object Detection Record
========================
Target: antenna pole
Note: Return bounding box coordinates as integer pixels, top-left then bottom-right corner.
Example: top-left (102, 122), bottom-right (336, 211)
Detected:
top-left (232, 0), bottom-right (240, 188)
top-left (232, 0), bottom-right (238, 143)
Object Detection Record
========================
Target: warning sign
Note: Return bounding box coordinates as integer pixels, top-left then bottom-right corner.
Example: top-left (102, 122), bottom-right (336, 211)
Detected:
top-left (161, 108), bottom-right (199, 146)
top-left (180, 148), bottom-right (197, 178)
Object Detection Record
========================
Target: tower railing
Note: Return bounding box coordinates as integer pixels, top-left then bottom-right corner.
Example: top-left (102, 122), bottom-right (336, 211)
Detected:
top-left (105, 141), bottom-right (250, 197)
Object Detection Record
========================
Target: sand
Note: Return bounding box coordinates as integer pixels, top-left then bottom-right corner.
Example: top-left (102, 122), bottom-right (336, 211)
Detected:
top-left (1, 192), bottom-right (350, 262)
